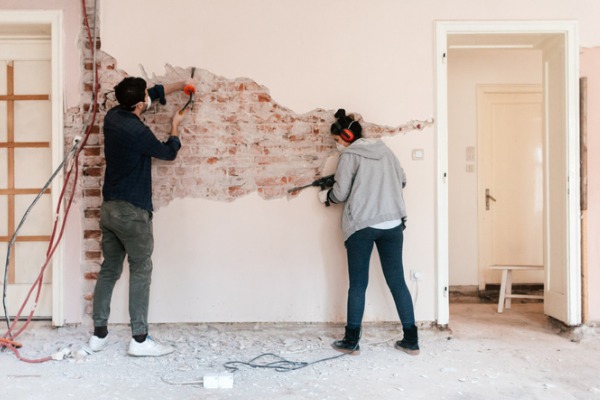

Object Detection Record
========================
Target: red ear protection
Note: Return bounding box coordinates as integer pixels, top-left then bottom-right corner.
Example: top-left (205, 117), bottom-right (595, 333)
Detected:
top-left (341, 128), bottom-right (355, 143)
top-left (340, 120), bottom-right (356, 142)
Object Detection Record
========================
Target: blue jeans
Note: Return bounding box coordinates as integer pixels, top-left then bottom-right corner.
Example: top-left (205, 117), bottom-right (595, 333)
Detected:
top-left (344, 225), bottom-right (415, 329)
top-left (92, 200), bottom-right (154, 336)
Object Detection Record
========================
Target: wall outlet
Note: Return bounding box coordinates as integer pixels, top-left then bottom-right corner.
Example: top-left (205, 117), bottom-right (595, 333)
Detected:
top-left (410, 270), bottom-right (423, 281)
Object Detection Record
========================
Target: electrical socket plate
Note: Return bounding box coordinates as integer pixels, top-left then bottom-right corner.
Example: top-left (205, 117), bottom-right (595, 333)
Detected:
top-left (204, 372), bottom-right (234, 389)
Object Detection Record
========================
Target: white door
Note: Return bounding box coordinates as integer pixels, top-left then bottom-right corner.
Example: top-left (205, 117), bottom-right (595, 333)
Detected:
top-left (0, 37), bottom-right (53, 318)
top-left (477, 85), bottom-right (544, 289)
top-left (541, 36), bottom-right (581, 324)
top-left (435, 21), bottom-right (581, 327)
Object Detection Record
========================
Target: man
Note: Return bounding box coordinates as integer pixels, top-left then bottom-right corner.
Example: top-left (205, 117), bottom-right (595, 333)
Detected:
top-left (88, 77), bottom-right (190, 357)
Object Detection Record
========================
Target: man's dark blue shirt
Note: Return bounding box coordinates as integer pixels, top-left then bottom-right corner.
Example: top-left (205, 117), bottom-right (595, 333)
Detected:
top-left (102, 85), bottom-right (181, 212)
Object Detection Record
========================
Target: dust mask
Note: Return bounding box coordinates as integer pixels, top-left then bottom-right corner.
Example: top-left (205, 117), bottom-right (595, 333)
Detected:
top-left (336, 143), bottom-right (346, 152)
top-left (145, 95), bottom-right (152, 111)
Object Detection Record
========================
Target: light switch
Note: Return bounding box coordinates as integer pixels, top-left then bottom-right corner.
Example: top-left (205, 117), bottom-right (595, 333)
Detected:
top-left (466, 146), bottom-right (475, 162)
top-left (412, 149), bottom-right (424, 160)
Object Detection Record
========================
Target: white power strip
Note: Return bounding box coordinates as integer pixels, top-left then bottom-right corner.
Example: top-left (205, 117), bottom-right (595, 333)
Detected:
top-left (203, 372), bottom-right (234, 389)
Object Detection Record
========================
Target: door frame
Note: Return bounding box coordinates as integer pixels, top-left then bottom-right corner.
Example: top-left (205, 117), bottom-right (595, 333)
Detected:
top-left (435, 21), bottom-right (580, 326)
top-left (0, 10), bottom-right (64, 326)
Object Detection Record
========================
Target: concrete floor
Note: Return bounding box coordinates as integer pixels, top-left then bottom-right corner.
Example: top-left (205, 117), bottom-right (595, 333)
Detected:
top-left (1, 302), bottom-right (599, 399)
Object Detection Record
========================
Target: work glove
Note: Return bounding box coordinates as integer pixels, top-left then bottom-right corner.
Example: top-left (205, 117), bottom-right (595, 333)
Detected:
top-left (318, 189), bottom-right (331, 207)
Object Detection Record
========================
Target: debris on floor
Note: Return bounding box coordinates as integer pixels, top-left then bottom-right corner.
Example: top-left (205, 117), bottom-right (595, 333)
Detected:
top-left (1, 303), bottom-right (599, 399)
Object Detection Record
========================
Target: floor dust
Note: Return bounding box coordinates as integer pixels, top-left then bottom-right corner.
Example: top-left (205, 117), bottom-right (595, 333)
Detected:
top-left (1, 303), bottom-right (599, 399)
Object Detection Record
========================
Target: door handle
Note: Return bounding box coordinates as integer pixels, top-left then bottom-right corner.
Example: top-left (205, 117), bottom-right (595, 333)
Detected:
top-left (485, 188), bottom-right (496, 210)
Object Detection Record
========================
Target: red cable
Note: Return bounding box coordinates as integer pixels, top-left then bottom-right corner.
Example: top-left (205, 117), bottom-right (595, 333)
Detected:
top-left (5, 160), bottom-right (80, 340)
top-left (2, 342), bottom-right (52, 364)
top-left (1, 0), bottom-right (98, 363)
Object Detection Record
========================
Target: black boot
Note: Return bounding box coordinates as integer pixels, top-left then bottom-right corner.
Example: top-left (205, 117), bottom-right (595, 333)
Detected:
top-left (331, 326), bottom-right (361, 355)
top-left (394, 325), bottom-right (420, 355)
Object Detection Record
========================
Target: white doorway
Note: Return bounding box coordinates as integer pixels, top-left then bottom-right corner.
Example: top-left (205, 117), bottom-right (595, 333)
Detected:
top-left (0, 11), bottom-right (64, 326)
top-left (435, 21), bottom-right (581, 327)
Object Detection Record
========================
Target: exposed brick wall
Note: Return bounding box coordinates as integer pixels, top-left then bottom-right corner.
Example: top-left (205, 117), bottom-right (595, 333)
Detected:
top-left (63, 1), bottom-right (106, 315)
top-left (97, 63), bottom-right (433, 208)
top-left (68, 2), bottom-right (434, 317)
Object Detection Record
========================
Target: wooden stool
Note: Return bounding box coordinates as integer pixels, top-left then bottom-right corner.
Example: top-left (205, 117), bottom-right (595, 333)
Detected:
top-left (490, 265), bottom-right (544, 313)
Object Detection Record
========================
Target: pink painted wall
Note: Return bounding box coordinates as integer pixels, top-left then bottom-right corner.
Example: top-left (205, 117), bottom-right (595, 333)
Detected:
top-left (2, 0), bottom-right (600, 324)
top-left (96, 0), bottom-right (600, 325)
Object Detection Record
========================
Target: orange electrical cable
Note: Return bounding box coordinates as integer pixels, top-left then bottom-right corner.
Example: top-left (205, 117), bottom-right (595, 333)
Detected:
top-left (0, 337), bottom-right (21, 348)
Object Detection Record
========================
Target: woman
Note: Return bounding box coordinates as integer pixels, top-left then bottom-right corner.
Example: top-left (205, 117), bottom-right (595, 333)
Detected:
top-left (321, 109), bottom-right (419, 356)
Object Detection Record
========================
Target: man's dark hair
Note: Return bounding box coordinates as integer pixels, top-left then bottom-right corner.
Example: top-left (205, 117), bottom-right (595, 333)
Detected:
top-left (114, 77), bottom-right (147, 110)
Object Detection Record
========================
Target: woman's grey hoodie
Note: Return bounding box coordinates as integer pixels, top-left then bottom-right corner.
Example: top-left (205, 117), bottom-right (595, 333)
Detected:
top-left (329, 139), bottom-right (407, 241)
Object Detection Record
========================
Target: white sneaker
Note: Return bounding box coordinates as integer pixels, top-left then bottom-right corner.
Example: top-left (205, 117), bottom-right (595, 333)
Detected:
top-left (88, 334), bottom-right (109, 352)
top-left (127, 336), bottom-right (175, 357)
